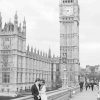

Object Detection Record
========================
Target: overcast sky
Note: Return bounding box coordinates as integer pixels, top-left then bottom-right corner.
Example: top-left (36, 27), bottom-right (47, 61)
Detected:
top-left (0, 0), bottom-right (100, 68)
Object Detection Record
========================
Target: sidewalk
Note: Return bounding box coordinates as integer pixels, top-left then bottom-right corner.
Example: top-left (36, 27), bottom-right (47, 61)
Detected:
top-left (70, 87), bottom-right (98, 100)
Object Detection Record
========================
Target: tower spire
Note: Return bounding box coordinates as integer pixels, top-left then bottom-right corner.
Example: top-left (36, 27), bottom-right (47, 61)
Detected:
top-left (14, 11), bottom-right (18, 26)
top-left (0, 12), bottom-right (2, 31)
top-left (23, 17), bottom-right (26, 34)
top-left (48, 48), bottom-right (51, 58)
top-left (19, 23), bottom-right (21, 32)
top-left (14, 11), bottom-right (18, 32)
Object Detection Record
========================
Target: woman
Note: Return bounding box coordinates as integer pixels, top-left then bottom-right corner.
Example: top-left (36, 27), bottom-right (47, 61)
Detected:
top-left (40, 80), bottom-right (47, 100)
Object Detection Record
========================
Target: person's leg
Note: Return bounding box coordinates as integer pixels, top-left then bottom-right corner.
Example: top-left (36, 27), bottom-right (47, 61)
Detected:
top-left (81, 86), bottom-right (83, 91)
top-left (89, 85), bottom-right (90, 88)
top-left (92, 86), bottom-right (94, 91)
top-left (86, 86), bottom-right (87, 90)
top-left (80, 87), bottom-right (81, 92)
top-left (92, 86), bottom-right (93, 91)
top-left (80, 86), bottom-right (82, 92)
top-left (87, 85), bottom-right (89, 90)
top-left (91, 86), bottom-right (92, 90)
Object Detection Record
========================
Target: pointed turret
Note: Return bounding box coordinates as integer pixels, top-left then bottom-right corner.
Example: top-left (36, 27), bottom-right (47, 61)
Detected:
top-left (23, 17), bottom-right (26, 34)
top-left (0, 12), bottom-right (2, 31)
top-left (27, 45), bottom-right (29, 52)
top-left (19, 23), bottom-right (21, 32)
top-left (34, 48), bottom-right (36, 54)
top-left (31, 47), bottom-right (33, 55)
top-left (14, 11), bottom-right (18, 32)
top-left (48, 48), bottom-right (51, 58)
top-left (14, 11), bottom-right (18, 26)
top-left (31, 47), bottom-right (33, 53)
top-left (37, 49), bottom-right (39, 55)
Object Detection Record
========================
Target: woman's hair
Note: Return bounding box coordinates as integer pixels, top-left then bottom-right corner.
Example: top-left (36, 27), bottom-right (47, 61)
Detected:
top-left (35, 78), bottom-right (40, 82)
top-left (41, 79), bottom-right (45, 84)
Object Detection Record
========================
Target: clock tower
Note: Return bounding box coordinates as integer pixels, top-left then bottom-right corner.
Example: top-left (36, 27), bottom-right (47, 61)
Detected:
top-left (59, 0), bottom-right (80, 86)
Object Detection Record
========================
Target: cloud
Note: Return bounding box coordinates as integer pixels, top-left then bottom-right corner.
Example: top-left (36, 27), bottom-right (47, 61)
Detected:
top-left (80, 42), bottom-right (100, 67)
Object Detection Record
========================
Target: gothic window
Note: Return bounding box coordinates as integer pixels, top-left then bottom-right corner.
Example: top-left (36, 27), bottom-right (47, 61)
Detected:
top-left (68, 0), bottom-right (70, 3)
top-left (3, 37), bottom-right (11, 49)
top-left (65, 0), bottom-right (67, 3)
top-left (63, 0), bottom-right (67, 3)
top-left (1, 55), bottom-right (9, 67)
top-left (71, 0), bottom-right (73, 3)
top-left (2, 72), bottom-right (10, 83)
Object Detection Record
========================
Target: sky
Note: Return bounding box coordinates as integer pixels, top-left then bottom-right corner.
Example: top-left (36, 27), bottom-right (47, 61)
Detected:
top-left (0, 0), bottom-right (100, 68)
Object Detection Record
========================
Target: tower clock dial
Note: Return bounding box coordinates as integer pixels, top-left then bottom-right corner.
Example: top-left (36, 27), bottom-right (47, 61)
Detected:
top-left (62, 6), bottom-right (73, 16)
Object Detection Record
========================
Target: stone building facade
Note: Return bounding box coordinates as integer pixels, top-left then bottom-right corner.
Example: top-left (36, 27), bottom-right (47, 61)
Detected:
top-left (59, 0), bottom-right (80, 86)
top-left (0, 12), bottom-right (59, 92)
top-left (86, 65), bottom-right (100, 74)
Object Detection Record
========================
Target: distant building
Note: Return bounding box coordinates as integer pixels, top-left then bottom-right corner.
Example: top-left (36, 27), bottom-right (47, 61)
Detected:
top-left (86, 65), bottom-right (100, 81)
top-left (0, 12), bottom-right (59, 92)
top-left (79, 68), bottom-right (86, 82)
top-left (86, 65), bottom-right (100, 73)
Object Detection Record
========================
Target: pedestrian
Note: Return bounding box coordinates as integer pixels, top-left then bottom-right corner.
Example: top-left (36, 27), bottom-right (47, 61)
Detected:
top-left (85, 82), bottom-right (88, 91)
top-left (90, 81), bottom-right (94, 91)
top-left (31, 78), bottom-right (41, 100)
top-left (79, 81), bottom-right (84, 92)
top-left (89, 83), bottom-right (91, 89)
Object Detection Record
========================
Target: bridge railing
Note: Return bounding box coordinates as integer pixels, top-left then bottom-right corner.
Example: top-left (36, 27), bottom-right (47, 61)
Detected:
top-left (12, 86), bottom-right (80, 100)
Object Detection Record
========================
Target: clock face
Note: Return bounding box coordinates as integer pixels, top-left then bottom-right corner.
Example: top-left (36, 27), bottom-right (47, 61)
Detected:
top-left (62, 6), bottom-right (73, 16)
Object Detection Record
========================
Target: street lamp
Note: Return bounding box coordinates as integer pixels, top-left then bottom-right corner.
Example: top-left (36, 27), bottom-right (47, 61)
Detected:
top-left (63, 68), bottom-right (67, 87)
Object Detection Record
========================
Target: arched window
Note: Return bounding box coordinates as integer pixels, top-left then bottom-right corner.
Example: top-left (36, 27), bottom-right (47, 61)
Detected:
top-left (71, 0), bottom-right (73, 3)
top-left (68, 0), bottom-right (70, 3)
top-left (65, 0), bottom-right (67, 3)
top-left (63, 0), bottom-right (68, 3)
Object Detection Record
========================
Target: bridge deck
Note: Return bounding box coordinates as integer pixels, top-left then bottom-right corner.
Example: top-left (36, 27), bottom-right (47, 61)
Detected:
top-left (71, 87), bottom-right (98, 100)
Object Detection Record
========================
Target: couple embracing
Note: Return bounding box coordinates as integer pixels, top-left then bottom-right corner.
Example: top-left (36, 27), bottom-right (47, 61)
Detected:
top-left (31, 78), bottom-right (47, 100)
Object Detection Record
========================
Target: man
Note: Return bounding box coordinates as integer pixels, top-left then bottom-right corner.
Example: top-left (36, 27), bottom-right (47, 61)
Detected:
top-left (90, 81), bottom-right (94, 91)
top-left (79, 81), bottom-right (84, 92)
top-left (31, 78), bottom-right (41, 100)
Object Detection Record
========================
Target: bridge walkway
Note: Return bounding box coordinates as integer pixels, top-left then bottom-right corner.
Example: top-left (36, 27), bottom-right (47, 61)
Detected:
top-left (71, 86), bottom-right (98, 100)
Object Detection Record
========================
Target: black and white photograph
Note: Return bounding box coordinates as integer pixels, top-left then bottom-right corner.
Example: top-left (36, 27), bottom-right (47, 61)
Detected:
top-left (0, 0), bottom-right (99, 100)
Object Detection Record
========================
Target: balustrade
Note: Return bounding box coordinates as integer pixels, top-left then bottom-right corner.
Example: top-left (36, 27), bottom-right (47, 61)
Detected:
top-left (11, 86), bottom-right (79, 100)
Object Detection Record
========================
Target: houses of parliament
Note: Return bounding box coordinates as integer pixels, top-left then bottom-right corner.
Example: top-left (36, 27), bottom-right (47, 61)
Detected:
top-left (0, 0), bottom-right (80, 92)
